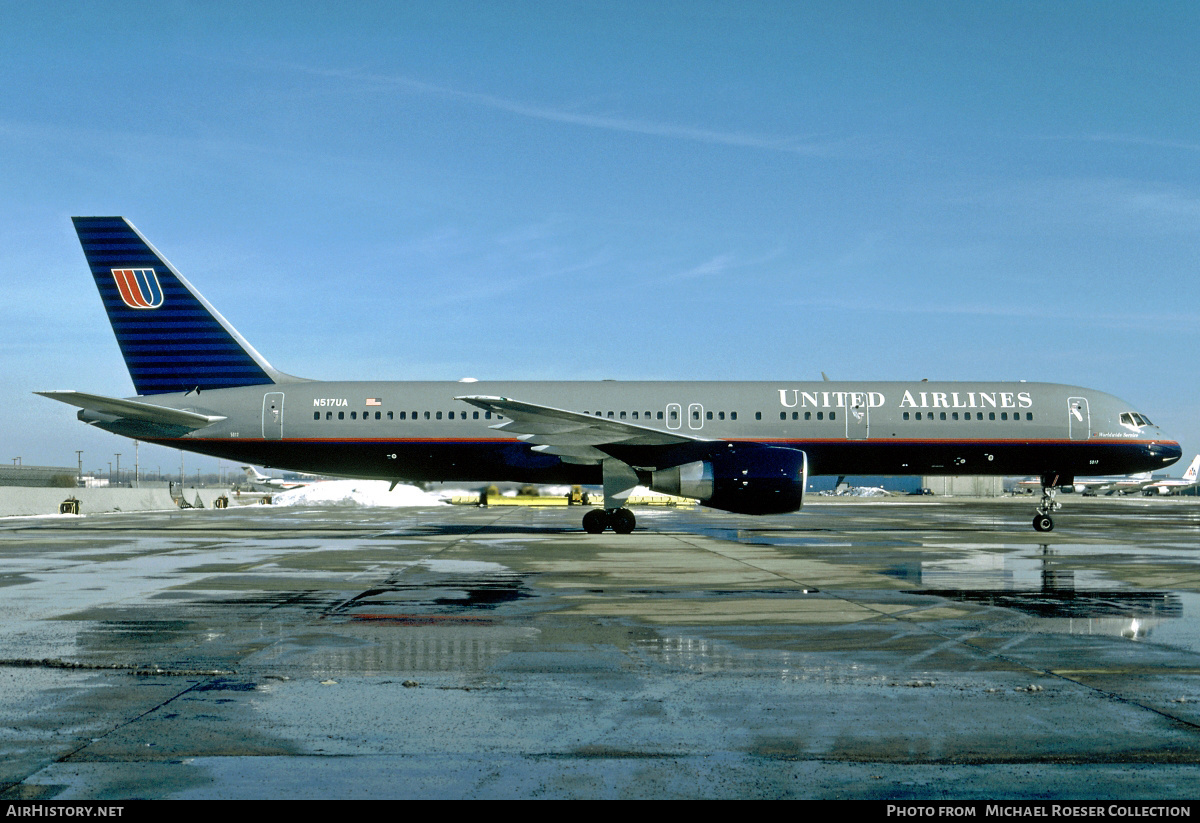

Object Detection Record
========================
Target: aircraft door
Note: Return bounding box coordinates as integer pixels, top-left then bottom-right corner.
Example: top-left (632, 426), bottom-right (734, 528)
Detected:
top-left (263, 392), bottom-right (284, 440)
top-left (844, 392), bottom-right (869, 440)
top-left (1067, 396), bottom-right (1089, 441)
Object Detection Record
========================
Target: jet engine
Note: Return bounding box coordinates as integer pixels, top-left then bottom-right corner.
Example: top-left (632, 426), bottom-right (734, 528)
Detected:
top-left (649, 446), bottom-right (808, 515)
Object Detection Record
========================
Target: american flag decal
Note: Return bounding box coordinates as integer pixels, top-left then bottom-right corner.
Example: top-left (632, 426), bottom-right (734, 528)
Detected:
top-left (366, 398), bottom-right (382, 406)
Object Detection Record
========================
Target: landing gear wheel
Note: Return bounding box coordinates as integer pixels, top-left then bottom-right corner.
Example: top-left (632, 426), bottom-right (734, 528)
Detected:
top-left (610, 508), bottom-right (636, 534)
top-left (582, 509), bottom-right (608, 534)
top-left (1033, 514), bottom-right (1054, 532)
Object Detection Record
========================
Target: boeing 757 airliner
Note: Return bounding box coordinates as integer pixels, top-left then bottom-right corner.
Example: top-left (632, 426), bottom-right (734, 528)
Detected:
top-left (39, 218), bottom-right (1182, 533)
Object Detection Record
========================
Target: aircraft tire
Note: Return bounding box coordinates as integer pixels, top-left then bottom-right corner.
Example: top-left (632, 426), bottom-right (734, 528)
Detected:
top-left (610, 508), bottom-right (636, 534)
top-left (1032, 514), bottom-right (1054, 532)
top-left (583, 509), bottom-right (608, 534)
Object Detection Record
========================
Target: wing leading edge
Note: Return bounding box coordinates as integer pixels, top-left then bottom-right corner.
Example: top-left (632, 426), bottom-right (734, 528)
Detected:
top-left (456, 394), bottom-right (710, 465)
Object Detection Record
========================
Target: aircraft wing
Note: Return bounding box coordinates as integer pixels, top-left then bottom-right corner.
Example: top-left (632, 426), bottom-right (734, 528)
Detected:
top-left (456, 395), bottom-right (710, 464)
top-left (36, 390), bottom-right (226, 430)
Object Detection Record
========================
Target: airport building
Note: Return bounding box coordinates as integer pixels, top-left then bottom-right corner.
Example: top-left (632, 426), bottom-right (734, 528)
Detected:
top-left (0, 465), bottom-right (79, 488)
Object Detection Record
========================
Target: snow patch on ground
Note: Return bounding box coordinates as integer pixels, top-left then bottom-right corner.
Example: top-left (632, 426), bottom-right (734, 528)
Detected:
top-left (269, 480), bottom-right (450, 507)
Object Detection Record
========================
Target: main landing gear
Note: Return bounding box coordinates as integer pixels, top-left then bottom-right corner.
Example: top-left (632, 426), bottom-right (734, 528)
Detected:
top-left (582, 507), bottom-right (636, 534)
top-left (1033, 476), bottom-right (1063, 532)
top-left (582, 458), bottom-right (640, 534)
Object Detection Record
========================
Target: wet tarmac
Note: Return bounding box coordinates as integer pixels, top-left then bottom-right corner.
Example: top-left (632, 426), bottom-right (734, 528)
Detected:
top-left (2, 497), bottom-right (1200, 799)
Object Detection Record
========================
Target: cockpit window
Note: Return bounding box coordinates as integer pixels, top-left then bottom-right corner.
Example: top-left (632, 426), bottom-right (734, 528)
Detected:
top-left (1120, 412), bottom-right (1153, 428)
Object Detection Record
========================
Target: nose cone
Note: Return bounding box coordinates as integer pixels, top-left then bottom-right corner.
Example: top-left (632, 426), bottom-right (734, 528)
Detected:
top-left (1150, 439), bottom-right (1183, 467)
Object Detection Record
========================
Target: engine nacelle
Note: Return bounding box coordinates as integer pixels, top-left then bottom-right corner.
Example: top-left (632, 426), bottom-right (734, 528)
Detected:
top-left (649, 446), bottom-right (808, 515)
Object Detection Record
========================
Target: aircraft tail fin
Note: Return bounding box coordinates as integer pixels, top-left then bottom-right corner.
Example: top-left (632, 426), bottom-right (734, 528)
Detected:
top-left (1184, 455), bottom-right (1200, 482)
top-left (72, 217), bottom-right (295, 396)
top-left (242, 466), bottom-right (269, 482)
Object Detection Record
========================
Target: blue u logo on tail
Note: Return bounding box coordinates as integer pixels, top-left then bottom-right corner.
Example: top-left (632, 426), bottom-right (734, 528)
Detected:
top-left (112, 268), bottom-right (164, 309)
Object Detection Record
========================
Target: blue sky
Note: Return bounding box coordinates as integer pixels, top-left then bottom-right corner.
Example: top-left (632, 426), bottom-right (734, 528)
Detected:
top-left (2, 1), bottom-right (1198, 478)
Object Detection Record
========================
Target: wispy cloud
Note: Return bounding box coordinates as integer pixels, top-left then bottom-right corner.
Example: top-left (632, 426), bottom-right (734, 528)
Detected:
top-left (785, 295), bottom-right (1197, 335)
top-left (1036, 132), bottom-right (1200, 154)
top-left (288, 63), bottom-right (841, 156)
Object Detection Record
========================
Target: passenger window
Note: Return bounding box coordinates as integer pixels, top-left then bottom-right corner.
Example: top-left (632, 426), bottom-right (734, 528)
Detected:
top-left (658, 411), bottom-right (664, 420)
top-left (388, 411), bottom-right (394, 420)
top-left (706, 411), bottom-right (713, 420)
top-left (940, 412), bottom-right (946, 421)
top-left (731, 412), bottom-right (737, 420)
top-left (436, 411), bottom-right (442, 420)
top-left (830, 412), bottom-right (836, 420)
top-left (780, 412), bottom-right (786, 420)
top-left (718, 412), bottom-right (725, 420)
top-left (620, 411), bottom-right (627, 420)
top-left (952, 412), bottom-right (958, 420)
top-left (326, 411), bottom-right (332, 420)
top-left (473, 411), bottom-right (479, 419)
top-left (338, 412), bottom-right (344, 420)
top-left (632, 411), bottom-right (639, 419)
top-left (485, 412), bottom-right (491, 419)
top-left (903, 412), bottom-right (910, 420)
top-left (817, 412), bottom-right (824, 421)
top-left (350, 411), bottom-right (357, 420)
top-left (1026, 413), bottom-right (1033, 420)
top-left (804, 412), bottom-right (811, 420)
top-left (376, 411), bottom-right (382, 420)
top-left (448, 411), bottom-right (454, 420)
top-left (313, 412), bottom-right (320, 420)
top-left (792, 412), bottom-right (799, 420)
top-left (424, 411), bottom-right (430, 419)
top-left (989, 412), bottom-right (996, 421)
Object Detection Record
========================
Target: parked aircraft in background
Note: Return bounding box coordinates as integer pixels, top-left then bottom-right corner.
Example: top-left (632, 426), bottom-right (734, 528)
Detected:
top-left (1143, 455), bottom-right (1200, 496)
top-left (240, 466), bottom-right (308, 492)
top-left (1016, 472), bottom-right (1155, 496)
top-left (38, 218), bottom-right (1181, 533)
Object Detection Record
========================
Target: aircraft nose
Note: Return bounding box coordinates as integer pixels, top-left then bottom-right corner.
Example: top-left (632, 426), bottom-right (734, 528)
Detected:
top-left (1150, 440), bottom-right (1183, 466)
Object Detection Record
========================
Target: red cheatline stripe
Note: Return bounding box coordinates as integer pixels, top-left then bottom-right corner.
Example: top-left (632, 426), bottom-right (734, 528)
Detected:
top-left (348, 614), bottom-right (492, 623)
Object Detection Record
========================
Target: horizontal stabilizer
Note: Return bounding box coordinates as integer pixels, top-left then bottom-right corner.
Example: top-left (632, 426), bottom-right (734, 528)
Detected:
top-left (35, 390), bottom-right (226, 429)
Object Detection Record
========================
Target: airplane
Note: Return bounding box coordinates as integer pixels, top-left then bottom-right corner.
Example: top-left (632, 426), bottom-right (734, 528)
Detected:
top-left (38, 217), bottom-right (1182, 534)
top-left (239, 465), bottom-right (308, 492)
top-left (1142, 455), bottom-right (1200, 496)
top-left (1015, 471), bottom-right (1155, 496)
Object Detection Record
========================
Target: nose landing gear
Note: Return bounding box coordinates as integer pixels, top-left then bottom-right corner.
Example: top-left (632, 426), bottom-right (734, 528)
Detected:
top-left (1033, 475), bottom-right (1064, 532)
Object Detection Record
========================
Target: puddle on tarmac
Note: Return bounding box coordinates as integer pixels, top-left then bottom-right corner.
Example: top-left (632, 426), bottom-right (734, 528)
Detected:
top-left (326, 558), bottom-right (536, 620)
top-left (681, 519), bottom-right (1200, 652)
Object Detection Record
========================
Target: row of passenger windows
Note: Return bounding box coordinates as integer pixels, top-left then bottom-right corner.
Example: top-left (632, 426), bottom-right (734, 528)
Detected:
top-left (904, 411), bottom-right (1035, 421)
top-left (781, 411), bottom-right (837, 421)
top-left (313, 410), bottom-right (501, 421)
top-left (312, 408), bottom-right (1036, 424)
top-left (586, 410), bottom-right (740, 421)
